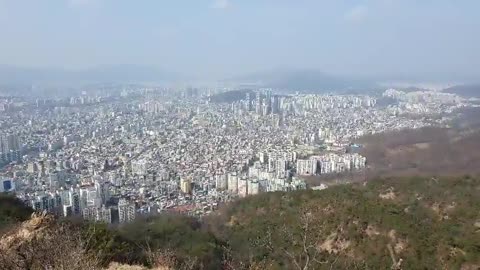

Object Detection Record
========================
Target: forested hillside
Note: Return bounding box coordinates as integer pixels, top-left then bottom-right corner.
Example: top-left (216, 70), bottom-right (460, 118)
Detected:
top-left (1, 176), bottom-right (480, 269)
top-left (207, 176), bottom-right (480, 269)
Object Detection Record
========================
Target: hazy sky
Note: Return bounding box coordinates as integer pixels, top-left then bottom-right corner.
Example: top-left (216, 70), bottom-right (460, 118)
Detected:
top-left (0, 0), bottom-right (479, 80)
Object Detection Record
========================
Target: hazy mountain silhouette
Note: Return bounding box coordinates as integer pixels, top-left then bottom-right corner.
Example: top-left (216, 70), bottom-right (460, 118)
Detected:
top-left (228, 69), bottom-right (375, 93)
top-left (0, 65), bottom-right (180, 84)
top-left (442, 84), bottom-right (480, 98)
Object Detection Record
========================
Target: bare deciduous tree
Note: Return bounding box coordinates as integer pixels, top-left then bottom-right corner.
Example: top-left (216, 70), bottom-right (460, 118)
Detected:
top-left (251, 207), bottom-right (342, 270)
top-left (143, 241), bottom-right (198, 270)
top-left (387, 244), bottom-right (403, 270)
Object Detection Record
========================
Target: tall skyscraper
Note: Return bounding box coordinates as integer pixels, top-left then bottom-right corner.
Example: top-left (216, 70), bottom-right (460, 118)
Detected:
top-left (255, 92), bottom-right (262, 115)
top-left (245, 93), bottom-right (253, 111)
top-left (0, 133), bottom-right (21, 163)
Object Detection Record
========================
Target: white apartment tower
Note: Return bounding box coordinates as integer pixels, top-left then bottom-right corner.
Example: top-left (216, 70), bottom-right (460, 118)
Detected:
top-left (118, 199), bottom-right (135, 223)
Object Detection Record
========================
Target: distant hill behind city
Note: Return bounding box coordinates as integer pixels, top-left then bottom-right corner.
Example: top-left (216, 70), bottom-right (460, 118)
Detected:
top-left (0, 65), bottom-right (180, 85)
top-left (226, 69), bottom-right (376, 94)
top-left (356, 109), bottom-right (480, 177)
top-left (2, 65), bottom-right (479, 97)
top-left (442, 84), bottom-right (480, 98)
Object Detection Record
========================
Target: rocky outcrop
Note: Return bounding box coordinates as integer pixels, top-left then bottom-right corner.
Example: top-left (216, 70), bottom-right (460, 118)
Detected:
top-left (0, 211), bottom-right (55, 251)
top-left (0, 211), bottom-right (101, 270)
top-left (0, 212), bottom-right (176, 270)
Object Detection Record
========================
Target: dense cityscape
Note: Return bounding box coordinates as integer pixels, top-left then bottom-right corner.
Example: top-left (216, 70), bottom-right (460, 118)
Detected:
top-left (1, 1), bottom-right (480, 269)
top-left (0, 86), bottom-right (476, 223)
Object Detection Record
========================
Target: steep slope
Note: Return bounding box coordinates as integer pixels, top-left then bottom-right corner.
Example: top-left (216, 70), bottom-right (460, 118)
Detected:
top-left (2, 177), bottom-right (480, 269)
top-left (0, 212), bottom-right (102, 270)
top-left (207, 176), bottom-right (480, 269)
top-left (0, 212), bottom-right (177, 270)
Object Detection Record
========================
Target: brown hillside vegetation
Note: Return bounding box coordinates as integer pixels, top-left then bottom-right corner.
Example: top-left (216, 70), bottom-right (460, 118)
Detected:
top-left (357, 126), bottom-right (480, 177)
top-left (0, 212), bottom-right (102, 270)
top-left (0, 212), bottom-right (178, 270)
top-left (2, 176), bottom-right (480, 269)
top-left (205, 176), bottom-right (480, 270)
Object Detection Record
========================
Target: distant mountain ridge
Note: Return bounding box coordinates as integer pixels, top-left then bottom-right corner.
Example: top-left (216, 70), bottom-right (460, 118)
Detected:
top-left (442, 84), bottom-right (480, 98)
top-left (227, 69), bottom-right (375, 93)
top-left (0, 65), bottom-right (180, 84)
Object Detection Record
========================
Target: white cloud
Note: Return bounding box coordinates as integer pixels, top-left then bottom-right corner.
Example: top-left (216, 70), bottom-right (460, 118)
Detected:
top-left (344, 5), bottom-right (369, 23)
top-left (211, 0), bottom-right (230, 10)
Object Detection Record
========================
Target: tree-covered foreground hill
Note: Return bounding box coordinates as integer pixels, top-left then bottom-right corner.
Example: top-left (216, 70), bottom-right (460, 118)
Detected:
top-left (1, 176), bottom-right (480, 269)
top-left (207, 176), bottom-right (480, 269)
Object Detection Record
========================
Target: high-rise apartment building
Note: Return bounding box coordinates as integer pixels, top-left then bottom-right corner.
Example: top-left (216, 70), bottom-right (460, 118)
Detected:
top-left (96, 206), bottom-right (113, 224)
top-left (118, 199), bottom-right (135, 223)
top-left (296, 159), bottom-right (318, 175)
top-left (0, 134), bottom-right (21, 164)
